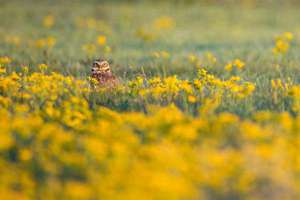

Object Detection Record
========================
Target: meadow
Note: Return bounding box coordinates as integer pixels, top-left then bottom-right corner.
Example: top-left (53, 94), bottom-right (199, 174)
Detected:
top-left (1, 0), bottom-right (300, 199)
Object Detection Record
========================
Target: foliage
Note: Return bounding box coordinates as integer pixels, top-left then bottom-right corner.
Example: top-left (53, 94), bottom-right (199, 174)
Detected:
top-left (1, 1), bottom-right (300, 199)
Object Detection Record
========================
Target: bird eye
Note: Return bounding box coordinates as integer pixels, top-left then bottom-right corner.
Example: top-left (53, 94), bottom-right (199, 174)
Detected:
top-left (93, 61), bottom-right (101, 67)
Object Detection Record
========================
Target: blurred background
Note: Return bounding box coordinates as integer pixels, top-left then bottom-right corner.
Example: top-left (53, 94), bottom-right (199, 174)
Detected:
top-left (2, 1), bottom-right (300, 200)
top-left (1, 0), bottom-right (300, 79)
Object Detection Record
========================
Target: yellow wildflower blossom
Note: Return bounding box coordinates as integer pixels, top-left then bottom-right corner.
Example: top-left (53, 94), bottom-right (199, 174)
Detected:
top-left (43, 15), bottom-right (55, 28)
top-left (188, 95), bottom-right (197, 103)
top-left (153, 16), bottom-right (175, 30)
top-left (0, 56), bottom-right (12, 65)
top-left (97, 35), bottom-right (107, 46)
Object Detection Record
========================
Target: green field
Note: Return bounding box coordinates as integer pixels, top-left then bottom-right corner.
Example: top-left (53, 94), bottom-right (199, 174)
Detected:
top-left (2, 1), bottom-right (300, 199)
top-left (2, 1), bottom-right (300, 114)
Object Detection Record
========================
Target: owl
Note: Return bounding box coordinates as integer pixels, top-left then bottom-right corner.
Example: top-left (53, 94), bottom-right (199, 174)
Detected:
top-left (91, 59), bottom-right (118, 87)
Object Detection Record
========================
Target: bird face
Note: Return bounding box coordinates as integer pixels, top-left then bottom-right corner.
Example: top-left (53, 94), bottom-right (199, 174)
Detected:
top-left (92, 60), bottom-right (111, 74)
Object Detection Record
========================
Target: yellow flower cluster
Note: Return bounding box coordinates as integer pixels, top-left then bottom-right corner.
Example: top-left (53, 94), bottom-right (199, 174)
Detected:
top-left (43, 15), bottom-right (55, 28)
top-left (153, 16), bottom-right (175, 30)
top-left (97, 35), bottom-right (107, 46)
top-left (225, 59), bottom-right (246, 71)
top-left (0, 56), bottom-right (12, 65)
top-left (4, 35), bottom-right (21, 46)
top-left (1, 1), bottom-right (300, 197)
top-left (136, 16), bottom-right (175, 42)
top-left (272, 32), bottom-right (294, 55)
top-left (0, 72), bottom-right (300, 199)
top-left (82, 35), bottom-right (111, 56)
top-left (288, 85), bottom-right (300, 113)
top-left (3, 35), bottom-right (57, 51)
top-left (34, 36), bottom-right (56, 49)
top-left (187, 53), bottom-right (198, 64)
top-left (151, 50), bottom-right (170, 59)
top-left (126, 68), bottom-right (255, 105)
top-left (76, 17), bottom-right (111, 34)
top-left (2, 63), bottom-right (300, 199)
top-left (205, 52), bottom-right (218, 65)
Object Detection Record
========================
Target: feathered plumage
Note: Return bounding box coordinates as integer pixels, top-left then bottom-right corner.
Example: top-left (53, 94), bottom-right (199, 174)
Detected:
top-left (91, 59), bottom-right (118, 87)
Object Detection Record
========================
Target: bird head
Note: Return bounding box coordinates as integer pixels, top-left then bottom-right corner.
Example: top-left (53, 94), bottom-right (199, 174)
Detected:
top-left (92, 60), bottom-right (111, 73)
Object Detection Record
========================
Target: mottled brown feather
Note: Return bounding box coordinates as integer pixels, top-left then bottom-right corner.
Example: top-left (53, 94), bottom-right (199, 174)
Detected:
top-left (91, 60), bottom-right (118, 87)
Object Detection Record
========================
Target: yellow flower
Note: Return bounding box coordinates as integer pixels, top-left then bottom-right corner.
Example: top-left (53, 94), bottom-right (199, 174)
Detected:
top-left (272, 32), bottom-right (293, 55)
top-left (229, 76), bottom-right (241, 82)
top-left (0, 66), bottom-right (6, 74)
top-left (153, 16), bottom-right (175, 30)
top-left (205, 52), bottom-right (217, 64)
top-left (97, 35), bottom-right (107, 46)
top-left (5, 35), bottom-right (21, 46)
top-left (188, 95), bottom-right (197, 103)
top-left (225, 59), bottom-right (245, 71)
top-left (283, 32), bottom-right (293, 41)
top-left (22, 66), bottom-right (29, 74)
top-left (88, 77), bottom-right (99, 85)
top-left (0, 132), bottom-right (14, 150)
top-left (161, 51), bottom-right (170, 59)
top-left (43, 15), bottom-right (55, 28)
top-left (180, 81), bottom-right (193, 94)
top-left (151, 51), bottom-right (170, 59)
top-left (20, 148), bottom-right (32, 161)
top-left (271, 79), bottom-right (284, 90)
top-left (148, 77), bottom-right (161, 86)
top-left (35, 39), bottom-right (46, 48)
top-left (46, 36), bottom-right (56, 48)
top-left (152, 51), bottom-right (160, 58)
top-left (244, 82), bottom-right (256, 95)
top-left (35, 36), bottom-right (56, 49)
top-left (38, 63), bottom-right (48, 72)
top-left (193, 79), bottom-right (202, 90)
top-left (188, 54), bottom-right (197, 64)
top-left (65, 181), bottom-right (92, 199)
top-left (0, 56), bottom-right (12, 65)
top-left (273, 39), bottom-right (289, 54)
top-left (225, 63), bottom-right (233, 71)
top-left (233, 59), bottom-right (245, 69)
